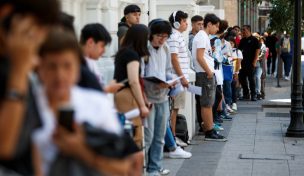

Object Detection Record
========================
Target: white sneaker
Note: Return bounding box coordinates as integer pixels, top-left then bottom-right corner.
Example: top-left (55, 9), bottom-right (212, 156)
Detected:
top-left (168, 146), bottom-right (192, 159)
top-left (226, 105), bottom-right (235, 114)
top-left (175, 137), bottom-right (188, 147)
top-left (159, 168), bottom-right (170, 175)
top-left (232, 103), bottom-right (237, 111)
top-left (284, 76), bottom-right (290, 81)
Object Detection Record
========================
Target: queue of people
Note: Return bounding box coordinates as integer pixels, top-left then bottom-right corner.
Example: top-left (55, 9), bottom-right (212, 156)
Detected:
top-left (0, 1), bottom-right (292, 176)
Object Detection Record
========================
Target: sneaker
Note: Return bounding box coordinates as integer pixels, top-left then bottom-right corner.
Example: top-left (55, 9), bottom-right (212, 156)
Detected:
top-left (257, 94), bottom-right (262, 100)
top-left (205, 130), bottom-right (228, 142)
top-left (213, 124), bottom-right (224, 131)
top-left (221, 114), bottom-right (233, 121)
top-left (239, 95), bottom-right (250, 101)
top-left (159, 168), bottom-right (170, 175)
top-left (284, 76), bottom-right (290, 81)
top-left (232, 103), bottom-right (237, 111)
top-left (251, 97), bottom-right (257, 101)
top-left (214, 115), bottom-right (223, 123)
top-left (226, 106), bottom-right (236, 115)
top-left (168, 146), bottom-right (192, 159)
top-left (175, 137), bottom-right (188, 147)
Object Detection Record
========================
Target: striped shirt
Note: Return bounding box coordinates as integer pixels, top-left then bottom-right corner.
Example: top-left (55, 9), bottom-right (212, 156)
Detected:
top-left (167, 28), bottom-right (190, 80)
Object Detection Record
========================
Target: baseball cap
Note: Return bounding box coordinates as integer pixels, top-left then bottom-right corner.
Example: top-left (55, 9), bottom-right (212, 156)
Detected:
top-left (124, 4), bottom-right (141, 15)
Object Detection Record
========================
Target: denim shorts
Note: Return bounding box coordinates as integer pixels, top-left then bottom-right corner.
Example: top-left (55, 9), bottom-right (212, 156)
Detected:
top-left (195, 72), bottom-right (216, 107)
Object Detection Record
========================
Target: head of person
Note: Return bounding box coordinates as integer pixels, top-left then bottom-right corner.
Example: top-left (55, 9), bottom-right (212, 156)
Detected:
top-left (241, 25), bottom-right (251, 38)
top-left (216, 20), bottom-right (228, 37)
top-left (169, 10), bottom-right (188, 32)
top-left (38, 28), bottom-right (82, 100)
top-left (191, 15), bottom-right (203, 34)
top-left (263, 31), bottom-right (268, 37)
top-left (80, 23), bottom-right (112, 60)
top-left (229, 39), bottom-right (237, 48)
top-left (233, 25), bottom-right (241, 35)
top-left (0, 0), bottom-right (60, 55)
top-left (285, 34), bottom-right (290, 38)
top-left (259, 36), bottom-right (265, 43)
top-left (149, 19), bottom-right (172, 47)
top-left (203, 13), bottom-right (220, 35)
top-left (121, 24), bottom-right (150, 57)
top-left (123, 4), bottom-right (141, 26)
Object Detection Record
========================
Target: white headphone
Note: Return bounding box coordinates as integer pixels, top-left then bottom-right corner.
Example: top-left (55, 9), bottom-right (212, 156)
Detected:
top-left (172, 11), bottom-right (180, 29)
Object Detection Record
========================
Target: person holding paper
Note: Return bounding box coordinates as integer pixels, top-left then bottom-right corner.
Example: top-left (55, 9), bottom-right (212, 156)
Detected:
top-left (142, 19), bottom-right (187, 176)
top-left (167, 11), bottom-right (190, 147)
top-left (192, 13), bottom-right (227, 142)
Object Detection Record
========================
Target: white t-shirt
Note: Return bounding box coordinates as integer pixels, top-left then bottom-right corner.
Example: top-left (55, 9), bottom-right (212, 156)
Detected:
top-left (167, 28), bottom-right (190, 80)
top-left (192, 30), bottom-right (214, 73)
top-left (85, 57), bottom-right (104, 86)
top-left (32, 86), bottom-right (122, 175)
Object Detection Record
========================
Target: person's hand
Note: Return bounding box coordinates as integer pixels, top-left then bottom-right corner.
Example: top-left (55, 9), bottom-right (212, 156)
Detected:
top-left (181, 77), bottom-right (189, 88)
top-left (139, 106), bottom-right (149, 118)
top-left (156, 83), bottom-right (170, 89)
top-left (104, 80), bottom-right (124, 93)
top-left (207, 71), bottom-right (213, 79)
top-left (233, 73), bottom-right (238, 81)
top-left (53, 123), bottom-right (86, 158)
top-left (6, 15), bottom-right (47, 72)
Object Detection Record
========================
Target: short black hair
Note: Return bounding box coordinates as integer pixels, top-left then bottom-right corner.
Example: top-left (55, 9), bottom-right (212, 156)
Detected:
top-left (242, 25), bottom-right (251, 32)
top-left (217, 20), bottom-right (228, 35)
top-left (191, 15), bottom-right (203, 23)
top-left (1, 0), bottom-right (60, 31)
top-left (148, 19), bottom-right (172, 41)
top-left (39, 28), bottom-right (82, 64)
top-left (233, 25), bottom-right (241, 30)
top-left (59, 12), bottom-right (76, 35)
top-left (203, 13), bottom-right (220, 28)
top-left (168, 11), bottom-right (188, 27)
top-left (120, 24), bottom-right (149, 57)
top-left (80, 23), bottom-right (112, 45)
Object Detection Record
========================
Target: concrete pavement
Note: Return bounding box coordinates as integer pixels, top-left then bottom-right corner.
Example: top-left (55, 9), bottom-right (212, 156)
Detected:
top-left (163, 77), bottom-right (304, 176)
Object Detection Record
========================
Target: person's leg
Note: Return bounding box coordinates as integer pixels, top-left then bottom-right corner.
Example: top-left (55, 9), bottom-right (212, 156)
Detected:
top-left (170, 92), bottom-right (185, 136)
top-left (164, 121), bottom-right (177, 151)
top-left (267, 54), bottom-right (272, 74)
top-left (170, 109), bottom-right (178, 136)
top-left (231, 79), bottom-right (237, 103)
top-left (255, 64), bottom-right (262, 96)
top-left (213, 85), bottom-right (223, 122)
top-left (285, 53), bottom-right (292, 77)
top-left (248, 67), bottom-right (257, 100)
top-left (272, 50), bottom-right (277, 75)
top-left (223, 80), bottom-right (232, 105)
top-left (144, 105), bottom-right (156, 169)
top-left (195, 95), bottom-right (203, 130)
top-left (239, 69), bottom-right (250, 98)
top-left (281, 53), bottom-right (288, 77)
top-left (147, 101), bottom-right (169, 173)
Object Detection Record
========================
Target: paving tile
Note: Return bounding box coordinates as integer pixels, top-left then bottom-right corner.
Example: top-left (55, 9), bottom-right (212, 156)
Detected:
top-left (252, 160), bottom-right (289, 176)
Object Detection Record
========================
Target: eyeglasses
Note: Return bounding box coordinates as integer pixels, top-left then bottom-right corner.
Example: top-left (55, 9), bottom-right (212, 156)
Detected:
top-left (155, 34), bottom-right (169, 39)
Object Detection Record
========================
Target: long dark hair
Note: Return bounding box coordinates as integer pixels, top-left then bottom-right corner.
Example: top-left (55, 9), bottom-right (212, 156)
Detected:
top-left (120, 24), bottom-right (150, 57)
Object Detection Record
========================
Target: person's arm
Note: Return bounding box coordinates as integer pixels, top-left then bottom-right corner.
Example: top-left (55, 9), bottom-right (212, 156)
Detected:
top-left (127, 61), bottom-right (149, 117)
top-left (196, 48), bottom-right (213, 78)
top-left (171, 53), bottom-right (188, 87)
top-left (32, 144), bottom-right (44, 176)
top-left (0, 16), bottom-right (40, 158)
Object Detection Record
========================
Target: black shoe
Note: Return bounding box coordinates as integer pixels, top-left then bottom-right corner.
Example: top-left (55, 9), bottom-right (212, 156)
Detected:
top-left (251, 97), bottom-right (257, 101)
top-left (257, 94), bottom-right (262, 100)
top-left (204, 130), bottom-right (227, 142)
top-left (214, 115), bottom-right (223, 123)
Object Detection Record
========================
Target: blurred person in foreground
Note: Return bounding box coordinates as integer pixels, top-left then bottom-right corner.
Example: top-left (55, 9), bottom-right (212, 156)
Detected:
top-left (0, 0), bottom-right (60, 175)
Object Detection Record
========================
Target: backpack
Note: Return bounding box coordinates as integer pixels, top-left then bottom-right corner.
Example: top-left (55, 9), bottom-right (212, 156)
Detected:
top-left (175, 114), bottom-right (189, 143)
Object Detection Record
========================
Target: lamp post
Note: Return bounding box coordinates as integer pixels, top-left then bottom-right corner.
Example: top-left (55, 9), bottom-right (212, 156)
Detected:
top-left (286, 0), bottom-right (304, 137)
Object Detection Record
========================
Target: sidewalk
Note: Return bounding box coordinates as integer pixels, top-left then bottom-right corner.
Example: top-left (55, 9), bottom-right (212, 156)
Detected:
top-left (164, 77), bottom-right (304, 176)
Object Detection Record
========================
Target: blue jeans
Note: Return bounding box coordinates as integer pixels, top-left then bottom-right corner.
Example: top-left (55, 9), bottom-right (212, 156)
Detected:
top-left (223, 80), bottom-right (232, 105)
top-left (255, 63), bottom-right (263, 94)
top-left (164, 120), bottom-right (177, 151)
top-left (281, 52), bottom-right (292, 77)
top-left (144, 100), bottom-right (169, 173)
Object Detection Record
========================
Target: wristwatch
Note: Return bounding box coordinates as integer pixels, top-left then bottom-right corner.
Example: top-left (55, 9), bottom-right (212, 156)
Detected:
top-left (5, 89), bottom-right (26, 101)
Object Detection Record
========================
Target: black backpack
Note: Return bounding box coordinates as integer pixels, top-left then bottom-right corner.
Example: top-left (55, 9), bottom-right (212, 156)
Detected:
top-left (175, 114), bottom-right (189, 143)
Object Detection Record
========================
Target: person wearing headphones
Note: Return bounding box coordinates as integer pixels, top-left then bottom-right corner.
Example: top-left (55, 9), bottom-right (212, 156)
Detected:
top-left (167, 10), bottom-right (190, 147)
top-left (117, 4), bottom-right (141, 46)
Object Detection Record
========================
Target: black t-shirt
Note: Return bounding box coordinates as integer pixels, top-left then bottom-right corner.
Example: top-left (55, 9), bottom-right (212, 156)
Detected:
top-left (0, 57), bottom-right (42, 175)
top-left (265, 35), bottom-right (278, 51)
top-left (114, 48), bottom-right (141, 87)
top-left (78, 64), bottom-right (103, 92)
top-left (238, 35), bottom-right (260, 68)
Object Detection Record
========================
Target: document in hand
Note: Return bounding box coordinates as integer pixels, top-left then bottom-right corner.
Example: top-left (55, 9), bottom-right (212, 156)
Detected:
top-left (143, 76), bottom-right (184, 86)
top-left (187, 85), bottom-right (202, 95)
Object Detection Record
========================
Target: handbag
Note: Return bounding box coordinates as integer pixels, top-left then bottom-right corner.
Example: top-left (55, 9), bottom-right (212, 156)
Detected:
top-left (222, 64), bottom-right (233, 81)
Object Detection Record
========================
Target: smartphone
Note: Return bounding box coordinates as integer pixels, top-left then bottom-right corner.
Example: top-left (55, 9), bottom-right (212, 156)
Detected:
top-left (119, 79), bottom-right (128, 84)
top-left (58, 105), bottom-right (75, 132)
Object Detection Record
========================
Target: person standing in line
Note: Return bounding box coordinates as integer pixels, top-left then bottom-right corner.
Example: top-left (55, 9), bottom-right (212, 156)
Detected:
top-left (238, 25), bottom-right (260, 101)
top-left (255, 36), bottom-right (267, 100)
top-left (189, 15), bottom-right (204, 52)
top-left (192, 13), bottom-right (227, 141)
top-left (117, 4), bottom-right (141, 46)
top-left (266, 31), bottom-right (278, 76)
top-left (80, 23), bottom-right (124, 93)
top-left (280, 33), bottom-right (293, 81)
top-left (167, 10), bottom-right (190, 147)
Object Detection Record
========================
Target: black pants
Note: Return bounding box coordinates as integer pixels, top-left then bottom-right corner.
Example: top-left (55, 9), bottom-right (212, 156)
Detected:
top-left (212, 85), bottom-right (223, 116)
top-left (239, 67), bottom-right (256, 98)
top-left (195, 95), bottom-right (202, 128)
top-left (231, 79), bottom-right (237, 103)
top-left (267, 50), bottom-right (277, 74)
top-left (281, 52), bottom-right (292, 77)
